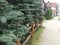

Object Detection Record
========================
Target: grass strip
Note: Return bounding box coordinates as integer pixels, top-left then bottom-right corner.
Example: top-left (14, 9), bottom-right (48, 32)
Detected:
top-left (26, 27), bottom-right (44, 45)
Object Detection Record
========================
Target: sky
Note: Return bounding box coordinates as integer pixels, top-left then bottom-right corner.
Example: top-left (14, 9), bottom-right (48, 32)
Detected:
top-left (44, 0), bottom-right (60, 10)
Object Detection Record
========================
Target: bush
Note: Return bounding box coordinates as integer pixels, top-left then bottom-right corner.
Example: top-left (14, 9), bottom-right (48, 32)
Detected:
top-left (44, 9), bottom-right (53, 20)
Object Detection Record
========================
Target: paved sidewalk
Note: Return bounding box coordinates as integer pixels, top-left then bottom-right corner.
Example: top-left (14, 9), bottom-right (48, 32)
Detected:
top-left (40, 17), bottom-right (60, 45)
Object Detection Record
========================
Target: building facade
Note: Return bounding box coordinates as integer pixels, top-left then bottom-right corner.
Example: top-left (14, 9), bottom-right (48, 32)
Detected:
top-left (44, 1), bottom-right (58, 17)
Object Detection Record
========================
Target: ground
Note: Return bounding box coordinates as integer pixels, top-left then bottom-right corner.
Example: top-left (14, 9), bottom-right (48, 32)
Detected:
top-left (40, 16), bottom-right (60, 45)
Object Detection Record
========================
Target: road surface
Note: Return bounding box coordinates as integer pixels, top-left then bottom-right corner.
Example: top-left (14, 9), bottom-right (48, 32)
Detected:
top-left (40, 17), bottom-right (60, 45)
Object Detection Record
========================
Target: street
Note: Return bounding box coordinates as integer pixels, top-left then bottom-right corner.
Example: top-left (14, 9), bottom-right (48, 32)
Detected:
top-left (40, 17), bottom-right (60, 45)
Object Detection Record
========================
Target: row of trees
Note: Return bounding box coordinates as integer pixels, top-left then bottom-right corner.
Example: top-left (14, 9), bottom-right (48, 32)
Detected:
top-left (0, 0), bottom-right (44, 45)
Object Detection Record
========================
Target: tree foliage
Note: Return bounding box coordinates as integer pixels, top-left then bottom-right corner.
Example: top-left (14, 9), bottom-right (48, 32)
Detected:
top-left (0, 0), bottom-right (44, 45)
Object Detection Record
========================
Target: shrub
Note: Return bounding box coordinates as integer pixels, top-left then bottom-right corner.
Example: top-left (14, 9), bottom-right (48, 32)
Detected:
top-left (44, 9), bottom-right (53, 20)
